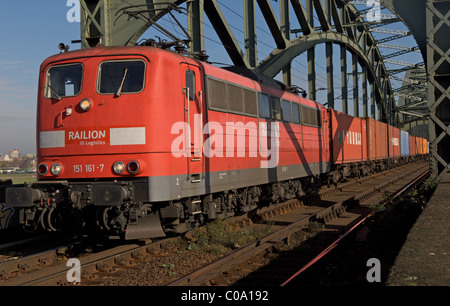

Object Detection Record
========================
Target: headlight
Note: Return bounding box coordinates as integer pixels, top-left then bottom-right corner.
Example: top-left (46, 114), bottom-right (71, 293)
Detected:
top-left (50, 163), bottom-right (63, 176)
top-left (127, 161), bottom-right (140, 174)
top-left (79, 99), bottom-right (92, 111)
top-left (113, 161), bottom-right (125, 174)
top-left (38, 163), bottom-right (48, 175)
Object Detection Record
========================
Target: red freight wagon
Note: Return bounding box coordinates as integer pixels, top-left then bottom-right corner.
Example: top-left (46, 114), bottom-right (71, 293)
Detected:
top-left (419, 137), bottom-right (427, 155)
top-left (413, 137), bottom-right (419, 155)
top-left (330, 109), bottom-right (367, 164)
top-left (409, 135), bottom-right (417, 156)
top-left (366, 117), bottom-right (388, 161)
top-left (416, 137), bottom-right (422, 155)
top-left (388, 125), bottom-right (401, 158)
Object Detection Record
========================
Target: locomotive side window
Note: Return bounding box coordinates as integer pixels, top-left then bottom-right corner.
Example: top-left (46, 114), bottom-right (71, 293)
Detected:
top-left (292, 103), bottom-right (301, 124)
top-left (302, 105), bottom-right (322, 127)
top-left (228, 83), bottom-right (244, 113)
top-left (281, 99), bottom-right (291, 122)
top-left (186, 70), bottom-right (196, 101)
top-left (270, 97), bottom-right (281, 121)
top-left (208, 78), bottom-right (228, 110)
top-left (45, 64), bottom-right (83, 99)
top-left (258, 93), bottom-right (270, 119)
top-left (243, 89), bottom-right (258, 116)
top-left (98, 60), bottom-right (145, 95)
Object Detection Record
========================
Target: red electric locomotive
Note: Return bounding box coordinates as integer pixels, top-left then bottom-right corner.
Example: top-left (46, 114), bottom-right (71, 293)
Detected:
top-left (4, 45), bottom-right (330, 239)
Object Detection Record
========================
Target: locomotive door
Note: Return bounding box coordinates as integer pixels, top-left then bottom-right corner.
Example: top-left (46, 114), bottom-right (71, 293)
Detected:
top-left (184, 65), bottom-right (204, 183)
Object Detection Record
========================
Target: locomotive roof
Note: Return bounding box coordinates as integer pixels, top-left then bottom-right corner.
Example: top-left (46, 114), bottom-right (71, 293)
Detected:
top-left (40, 45), bottom-right (321, 108)
top-left (40, 46), bottom-right (170, 69)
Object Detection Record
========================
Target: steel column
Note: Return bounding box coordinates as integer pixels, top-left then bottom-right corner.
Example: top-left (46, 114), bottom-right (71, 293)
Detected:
top-left (280, 0), bottom-right (291, 86)
top-left (341, 44), bottom-right (349, 114)
top-left (244, 0), bottom-right (257, 68)
top-left (353, 53), bottom-right (359, 117)
top-left (326, 42), bottom-right (335, 108)
top-left (187, 0), bottom-right (205, 53)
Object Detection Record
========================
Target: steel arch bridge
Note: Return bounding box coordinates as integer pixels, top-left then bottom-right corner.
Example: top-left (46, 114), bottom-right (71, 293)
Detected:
top-left (77, 0), bottom-right (449, 182)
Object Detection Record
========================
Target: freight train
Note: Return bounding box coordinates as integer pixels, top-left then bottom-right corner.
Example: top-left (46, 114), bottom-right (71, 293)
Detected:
top-left (0, 45), bottom-right (428, 239)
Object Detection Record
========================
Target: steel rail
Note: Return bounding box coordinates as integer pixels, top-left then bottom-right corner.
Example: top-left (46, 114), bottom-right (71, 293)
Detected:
top-left (280, 167), bottom-right (430, 286)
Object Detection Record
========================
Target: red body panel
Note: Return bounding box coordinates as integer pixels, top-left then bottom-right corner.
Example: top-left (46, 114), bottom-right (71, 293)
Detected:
top-left (38, 47), bottom-right (191, 179)
top-left (366, 117), bottom-right (388, 161)
top-left (329, 109), bottom-right (367, 164)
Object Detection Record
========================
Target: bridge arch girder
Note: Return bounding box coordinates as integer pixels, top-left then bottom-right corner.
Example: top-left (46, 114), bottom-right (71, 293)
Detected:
top-left (255, 30), bottom-right (389, 121)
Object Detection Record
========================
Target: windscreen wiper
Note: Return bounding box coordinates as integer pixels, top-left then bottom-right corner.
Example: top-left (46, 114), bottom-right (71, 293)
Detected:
top-left (48, 85), bottom-right (62, 101)
top-left (115, 68), bottom-right (128, 97)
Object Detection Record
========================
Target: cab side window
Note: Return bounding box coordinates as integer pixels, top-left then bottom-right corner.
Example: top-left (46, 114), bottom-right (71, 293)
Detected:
top-left (186, 70), bottom-right (196, 101)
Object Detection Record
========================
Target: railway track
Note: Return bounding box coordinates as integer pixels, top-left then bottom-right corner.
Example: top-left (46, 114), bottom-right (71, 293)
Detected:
top-left (0, 160), bottom-right (429, 286)
top-left (169, 160), bottom-right (429, 286)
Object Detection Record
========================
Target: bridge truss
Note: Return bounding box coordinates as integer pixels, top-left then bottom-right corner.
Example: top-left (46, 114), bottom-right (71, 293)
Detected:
top-left (77, 0), bottom-right (449, 182)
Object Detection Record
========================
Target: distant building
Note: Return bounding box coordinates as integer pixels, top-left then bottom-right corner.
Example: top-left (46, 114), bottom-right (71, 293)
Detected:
top-left (0, 154), bottom-right (11, 161)
top-left (8, 149), bottom-right (19, 159)
top-left (0, 167), bottom-right (19, 174)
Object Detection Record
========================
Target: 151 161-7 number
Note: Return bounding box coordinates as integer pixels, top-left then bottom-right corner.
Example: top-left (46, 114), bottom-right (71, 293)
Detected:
top-left (73, 164), bottom-right (104, 173)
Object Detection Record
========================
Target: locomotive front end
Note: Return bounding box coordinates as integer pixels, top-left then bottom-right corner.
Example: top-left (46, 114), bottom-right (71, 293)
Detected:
top-left (5, 47), bottom-right (168, 239)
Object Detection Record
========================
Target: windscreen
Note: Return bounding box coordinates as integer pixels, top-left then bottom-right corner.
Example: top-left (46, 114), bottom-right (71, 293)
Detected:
top-left (45, 64), bottom-right (83, 99)
top-left (98, 60), bottom-right (145, 95)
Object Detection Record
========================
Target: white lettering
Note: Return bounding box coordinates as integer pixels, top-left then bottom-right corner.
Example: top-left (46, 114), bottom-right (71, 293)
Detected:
top-left (66, 258), bottom-right (81, 283)
top-left (66, 0), bottom-right (80, 23)
top-left (366, 0), bottom-right (381, 22)
top-left (171, 120), bottom-right (280, 168)
top-left (181, 290), bottom-right (215, 303)
top-left (68, 130), bottom-right (106, 141)
top-left (170, 122), bottom-right (189, 158)
top-left (366, 258), bottom-right (381, 282)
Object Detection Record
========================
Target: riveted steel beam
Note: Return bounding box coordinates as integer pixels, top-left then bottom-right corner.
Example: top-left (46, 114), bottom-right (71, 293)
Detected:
top-left (256, 0), bottom-right (288, 50)
top-left (290, 0), bottom-right (313, 35)
top-left (204, 0), bottom-right (249, 67)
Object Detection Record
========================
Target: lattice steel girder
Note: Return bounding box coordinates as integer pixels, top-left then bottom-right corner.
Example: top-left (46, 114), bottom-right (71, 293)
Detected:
top-left (80, 0), bottom-right (187, 48)
top-left (379, 0), bottom-right (427, 62)
top-left (381, 0), bottom-right (450, 182)
top-left (426, 0), bottom-right (450, 182)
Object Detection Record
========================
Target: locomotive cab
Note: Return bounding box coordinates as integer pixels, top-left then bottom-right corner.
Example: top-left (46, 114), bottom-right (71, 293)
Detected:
top-left (5, 46), bottom-right (182, 239)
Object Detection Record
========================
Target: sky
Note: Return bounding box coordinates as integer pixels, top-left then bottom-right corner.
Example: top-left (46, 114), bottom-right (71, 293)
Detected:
top-left (0, 1), bottom-right (423, 154)
top-left (0, 1), bottom-right (80, 154)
